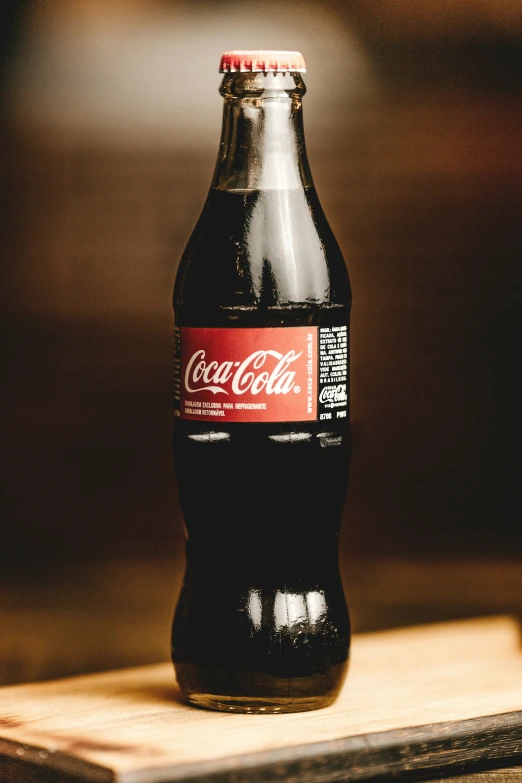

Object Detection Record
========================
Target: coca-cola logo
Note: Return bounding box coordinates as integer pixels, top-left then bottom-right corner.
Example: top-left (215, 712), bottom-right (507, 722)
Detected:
top-left (319, 384), bottom-right (347, 407)
top-left (179, 326), bottom-right (317, 422)
top-left (185, 349), bottom-right (303, 396)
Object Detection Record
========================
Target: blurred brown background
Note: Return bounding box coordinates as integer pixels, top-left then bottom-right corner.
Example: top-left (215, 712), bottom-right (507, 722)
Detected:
top-left (0, 0), bottom-right (520, 685)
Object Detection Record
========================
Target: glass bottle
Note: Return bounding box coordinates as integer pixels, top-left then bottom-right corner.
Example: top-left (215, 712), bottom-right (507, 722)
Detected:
top-left (172, 50), bottom-right (352, 713)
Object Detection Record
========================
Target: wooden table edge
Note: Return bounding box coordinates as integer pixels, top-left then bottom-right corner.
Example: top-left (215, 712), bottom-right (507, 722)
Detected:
top-left (2, 710), bottom-right (522, 783)
top-left (0, 735), bottom-right (113, 782)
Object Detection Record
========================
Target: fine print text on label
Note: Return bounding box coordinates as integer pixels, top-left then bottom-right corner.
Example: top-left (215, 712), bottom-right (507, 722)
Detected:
top-left (318, 326), bottom-right (348, 421)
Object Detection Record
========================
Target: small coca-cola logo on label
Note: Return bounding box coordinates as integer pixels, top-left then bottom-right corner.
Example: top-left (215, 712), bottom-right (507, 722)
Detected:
top-left (179, 328), bottom-right (317, 423)
top-left (319, 383), bottom-right (348, 407)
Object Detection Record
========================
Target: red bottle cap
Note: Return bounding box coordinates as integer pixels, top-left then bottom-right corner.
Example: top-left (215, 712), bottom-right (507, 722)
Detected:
top-left (219, 50), bottom-right (306, 73)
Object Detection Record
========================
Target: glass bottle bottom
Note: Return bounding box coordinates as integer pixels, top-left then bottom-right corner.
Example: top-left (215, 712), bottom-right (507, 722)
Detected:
top-left (183, 691), bottom-right (338, 714)
top-left (175, 661), bottom-right (348, 714)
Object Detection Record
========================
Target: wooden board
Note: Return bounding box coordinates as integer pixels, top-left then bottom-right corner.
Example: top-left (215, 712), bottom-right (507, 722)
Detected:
top-left (1, 617), bottom-right (521, 783)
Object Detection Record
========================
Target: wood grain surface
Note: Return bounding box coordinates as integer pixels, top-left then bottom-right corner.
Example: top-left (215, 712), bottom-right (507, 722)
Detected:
top-left (0, 617), bottom-right (521, 783)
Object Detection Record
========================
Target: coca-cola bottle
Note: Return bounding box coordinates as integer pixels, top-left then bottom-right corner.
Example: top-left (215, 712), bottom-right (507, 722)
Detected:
top-left (172, 50), bottom-right (352, 713)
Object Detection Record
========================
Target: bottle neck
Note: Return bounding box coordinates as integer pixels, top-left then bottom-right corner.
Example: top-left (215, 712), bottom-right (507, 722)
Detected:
top-left (211, 72), bottom-right (313, 192)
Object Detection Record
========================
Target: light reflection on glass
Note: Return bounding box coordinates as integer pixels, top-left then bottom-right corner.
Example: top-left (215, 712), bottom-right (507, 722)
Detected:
top-left (247, 589), bottom-right (262, 630)
top-left (306, 591), bottom-right (327, 623)
top-left (273, 590), bottom-right (326, 630)
top-left (268, 432), bottom-right (312, 443)
top-left (188, 431), bottom-right (230, 442)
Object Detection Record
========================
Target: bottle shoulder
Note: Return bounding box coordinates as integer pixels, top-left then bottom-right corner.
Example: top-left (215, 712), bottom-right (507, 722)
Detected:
top-left (174, 188), bottom-right (351, 322)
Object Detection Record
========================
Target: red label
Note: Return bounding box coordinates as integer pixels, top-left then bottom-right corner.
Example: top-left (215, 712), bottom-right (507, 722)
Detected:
top-left (178, 327), bottom-right (318, 423)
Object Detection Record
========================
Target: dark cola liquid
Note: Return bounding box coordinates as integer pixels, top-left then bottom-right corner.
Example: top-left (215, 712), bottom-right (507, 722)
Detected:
top-left (172, 187), bottom-right (352, 712)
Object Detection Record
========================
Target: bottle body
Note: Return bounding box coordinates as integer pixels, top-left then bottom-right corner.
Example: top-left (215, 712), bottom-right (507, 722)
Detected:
top-left (172, 60), bottom-right (352, 713)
